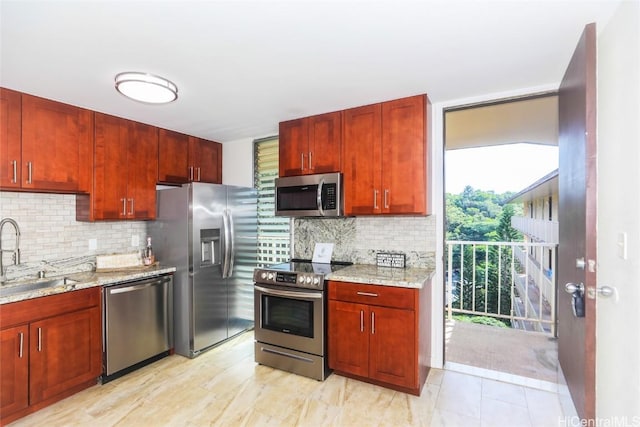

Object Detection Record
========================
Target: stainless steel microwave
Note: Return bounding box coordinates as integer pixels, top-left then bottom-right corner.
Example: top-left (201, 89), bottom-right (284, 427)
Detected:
top-left (275, 172), bottom-right (343, 217)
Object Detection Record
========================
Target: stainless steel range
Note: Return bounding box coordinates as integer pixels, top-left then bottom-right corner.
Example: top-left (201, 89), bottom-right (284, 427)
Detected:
top-left (253, 259), bottom-right (350, 381)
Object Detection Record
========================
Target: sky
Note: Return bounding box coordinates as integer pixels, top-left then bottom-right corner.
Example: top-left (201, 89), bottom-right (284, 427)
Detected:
top-left (445, 143), bottom-right (558, 194)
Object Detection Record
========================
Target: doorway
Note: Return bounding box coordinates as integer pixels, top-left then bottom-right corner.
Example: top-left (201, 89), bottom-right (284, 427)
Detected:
top-left (442, 94), bottom-right (562, 386)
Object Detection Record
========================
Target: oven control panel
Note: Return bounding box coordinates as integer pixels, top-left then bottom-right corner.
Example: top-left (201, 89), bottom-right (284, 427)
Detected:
top-left (254, 269), bottom-right (324, 290)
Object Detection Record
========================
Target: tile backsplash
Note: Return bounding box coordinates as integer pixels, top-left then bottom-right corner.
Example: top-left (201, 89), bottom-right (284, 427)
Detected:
top-left (0, 192), bottom-right (147, 266)
top-left (293, 215), bottom-right (436, 268)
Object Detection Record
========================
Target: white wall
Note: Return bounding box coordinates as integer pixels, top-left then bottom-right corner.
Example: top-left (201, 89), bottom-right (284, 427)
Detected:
top-left (595, 0), bottom-right (640, 419)
top-left (222, 138), bottom-right (256, 187)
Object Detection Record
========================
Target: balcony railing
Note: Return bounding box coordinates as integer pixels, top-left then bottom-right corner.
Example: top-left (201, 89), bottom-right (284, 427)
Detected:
top-left (446, 240), bottom-right (558, 336)
top-left (511, 216), bottom-right (559, 244)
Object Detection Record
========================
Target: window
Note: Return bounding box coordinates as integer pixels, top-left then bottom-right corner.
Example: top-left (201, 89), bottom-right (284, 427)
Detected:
top-left (254, 137), bottom-right (290, 267)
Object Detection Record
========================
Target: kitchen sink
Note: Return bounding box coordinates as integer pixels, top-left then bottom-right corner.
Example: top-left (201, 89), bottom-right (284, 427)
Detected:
top-left (0, 277), bottom-right (80, 298)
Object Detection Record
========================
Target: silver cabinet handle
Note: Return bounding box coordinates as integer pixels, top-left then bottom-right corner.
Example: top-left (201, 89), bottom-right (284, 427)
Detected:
top-left (128, 198), bottom-right (134, 215)
top-left (309, 151), bottom-right (313, 170)
top-left (300, 153), bottom-right (305, 171)
top-left (19, 332), bottom-right (24, 358)
top-left (357, 291), bottom-right (378, 297)
top-left (121, 198), bottom-right (127, 216)
top-left (197, 167), bottom-right (201, 182)
top-left (38, 327), bottom-right (42, 352)
top-left (27, 161), bottom-right (33, 184)
top-left (189, 166), bottom-right (194, 181)
top-left (11, 160), bottom-right (17, 183)
top-left (371, 312), bottom-right (375, 335)
top-left (360, 310), bottom-right (364, 332)
top-left (384, 189), bottom-right (389, 209)
top-left (373, 189), bottom-right (379, 209)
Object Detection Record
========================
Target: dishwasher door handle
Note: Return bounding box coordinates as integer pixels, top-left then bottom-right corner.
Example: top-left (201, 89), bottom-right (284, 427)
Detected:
top-left (108, 280), bottom-right (163, 295)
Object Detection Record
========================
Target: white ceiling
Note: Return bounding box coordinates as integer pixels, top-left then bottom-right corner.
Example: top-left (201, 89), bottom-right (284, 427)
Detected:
top-left (0, 0), bottom-right (621, 143)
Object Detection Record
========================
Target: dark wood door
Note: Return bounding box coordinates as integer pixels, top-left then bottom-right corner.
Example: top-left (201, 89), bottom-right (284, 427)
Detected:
top-left (369, 306), bottom-right (416, 388)
top-left (0, 325), bottom-right (29, 419)
top-left (29, 306), bottom-right (102, 405)
top-left (328, 300), bottom-right (369, 377)
top-left (342, 103), bottom-right (382, 215)
top-left (158, 129), bottom-right (190, 183)
top-left (557, 23), bottom-right (597, 421)
top-left (0, 88), bottom-right (22, 189)
top-left (21, 94), bottom-right (93, 192)
top-left (191, 138), bottom-right (222, 183)
top-left (127, 121), bottom-right (158, 219)
top-left (93, 113), bottom-right (129, 219)
top-left (381, 95), bottom-right (428, 215)
top-left (308, 111), bottom-right (342, 174)
top-left (279, 118), bottom-right (308, 177)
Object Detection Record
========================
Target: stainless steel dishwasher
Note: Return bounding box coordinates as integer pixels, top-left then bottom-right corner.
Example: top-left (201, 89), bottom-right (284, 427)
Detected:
top-left (102, 274), bottom-right (173, 382)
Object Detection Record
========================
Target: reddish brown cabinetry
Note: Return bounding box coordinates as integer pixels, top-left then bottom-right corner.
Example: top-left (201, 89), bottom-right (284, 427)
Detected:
top-left (0, 88), bottom-right (22, 189)
top-left (279, 111), bottom-right (341, 177)
top-left (77, 113), bottom-right (157, 221)
top-left (0, 288), bottom-right (102, 425)
top-left (328, 280), bottom-right (429, 396)
top-left (158, 129), bottom-right (222, 184)
top-left (342, 94), bottom-right (429, 215)
top-left (18, 94), bottom-right (93, 193)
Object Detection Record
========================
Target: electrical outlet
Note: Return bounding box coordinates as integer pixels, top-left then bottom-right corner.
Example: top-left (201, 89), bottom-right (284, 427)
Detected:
top-left (131, 235), bottom-right (139, 247)
top-left (88, 238), bottom-right (97, 250)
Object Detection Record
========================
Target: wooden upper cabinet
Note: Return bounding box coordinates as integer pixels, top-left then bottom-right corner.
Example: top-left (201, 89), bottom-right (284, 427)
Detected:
top-left (381, 95), bottom-right (428, 215)
top-left (158, 129), bottom-right (190, 184)
top-left (20, 94), bottom-right (93, 193)
top-left (190, 137), bottom-right (222, 184)
top-left (343, 94), bottom-right (429, 216)
top-left (0, 88), bottom-right (22, 189)
top-left (158, 130), bottom-right (221, 184)
top-left (279, 111), bottom-right (341, 177)
top-left (342, 104), bottom-right (382, 215)
top-left (81, 113), bottom-right (157, 221)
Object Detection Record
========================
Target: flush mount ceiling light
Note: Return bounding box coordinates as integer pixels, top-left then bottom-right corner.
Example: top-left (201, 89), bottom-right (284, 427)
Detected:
top-left (115, 72), bottom-right (178, 104)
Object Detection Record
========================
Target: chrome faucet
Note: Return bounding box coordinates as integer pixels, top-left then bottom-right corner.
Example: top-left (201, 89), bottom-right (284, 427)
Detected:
top-left (0, 217), bottom-right (21, 281)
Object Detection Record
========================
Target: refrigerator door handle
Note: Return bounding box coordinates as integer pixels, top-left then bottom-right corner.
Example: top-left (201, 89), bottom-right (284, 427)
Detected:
top-left (222, 209), bottom-right (232, 278)
top-left (227, 210), bottom-right (235, 277)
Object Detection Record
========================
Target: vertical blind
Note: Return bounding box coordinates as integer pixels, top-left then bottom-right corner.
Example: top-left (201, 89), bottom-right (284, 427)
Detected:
top-left (254, 137), bottom-right (290, 267)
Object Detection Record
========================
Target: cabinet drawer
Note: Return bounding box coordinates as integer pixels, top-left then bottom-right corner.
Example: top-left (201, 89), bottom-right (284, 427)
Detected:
top-left (0, 288), bottom-right (100, 329)
top-left (328, 281), bottom-right (416, 310)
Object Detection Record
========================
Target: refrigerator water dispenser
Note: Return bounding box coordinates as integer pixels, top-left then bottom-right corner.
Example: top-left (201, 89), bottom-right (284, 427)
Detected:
top-left (200, 229), bottom-right (221, 266)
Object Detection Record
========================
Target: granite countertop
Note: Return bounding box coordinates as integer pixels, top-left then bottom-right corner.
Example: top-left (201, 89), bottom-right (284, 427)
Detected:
top-left (326, 264), bottom-right (435, 289)
top-left (0, 265), bottom-right (176, 305)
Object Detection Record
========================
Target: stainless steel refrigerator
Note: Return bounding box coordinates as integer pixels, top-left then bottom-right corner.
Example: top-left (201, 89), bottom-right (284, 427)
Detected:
top-left (150, 182), bottom-right (257, 358)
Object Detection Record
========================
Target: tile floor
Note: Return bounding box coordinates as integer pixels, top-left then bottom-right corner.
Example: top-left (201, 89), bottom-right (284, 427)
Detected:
top-left (9, 331), bottom-right (577, 427)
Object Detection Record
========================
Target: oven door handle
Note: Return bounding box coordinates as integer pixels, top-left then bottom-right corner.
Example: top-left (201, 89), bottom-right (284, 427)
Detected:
top-left (255, 285), bottom-right (323, 300)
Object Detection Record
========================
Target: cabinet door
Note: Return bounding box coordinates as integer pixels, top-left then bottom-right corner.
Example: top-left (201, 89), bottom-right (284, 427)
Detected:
top-left (29, 306), bottom-right (101, 405)
top-left (279, 118), bottom-right (308, 177)
top-left (127, 121), bottom-right (158, 219)
top-left (381, 95), bottom-right (427, 215)
top-left (342, 103), bottom-right (382, 215)
top-left (190, 138), bottom-right (221, 183)
top-left (308, 111), bottom-right (341, 174)
top-left (158, 129), bottom-right (190, 183)
top-left (328, 300), bottom-right (369, 377)
top-left (0, 325), bottom-right (29, 419)
top-left (21, 94), bottom-right (93, 192)
top-left (0, 88), bottom-right (22, 189)
top-left (369, 306), bottom-right (416, 389)
top-left (93, 113), bottom-right (129, 219)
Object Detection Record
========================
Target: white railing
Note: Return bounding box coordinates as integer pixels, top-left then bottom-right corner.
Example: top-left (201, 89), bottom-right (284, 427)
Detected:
top-left (511, 216), bottom-right (559, 244)
top-left (446, 241), bottom-right (557, 336)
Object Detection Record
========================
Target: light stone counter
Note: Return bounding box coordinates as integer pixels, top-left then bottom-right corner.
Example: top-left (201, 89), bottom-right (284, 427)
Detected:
top-left (326, 264), bottom-right (434, 289)
top-left (0, 265), bottom-right (176, 305)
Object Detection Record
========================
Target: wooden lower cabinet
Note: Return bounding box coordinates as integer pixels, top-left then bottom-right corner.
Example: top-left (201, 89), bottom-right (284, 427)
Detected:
top-left (0, 288), bottom-right (102, 425)
top-left (328, 281), bottom-right (429, 395)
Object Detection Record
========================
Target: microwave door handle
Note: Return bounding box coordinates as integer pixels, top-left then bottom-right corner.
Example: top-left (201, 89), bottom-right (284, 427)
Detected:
top-left (317, 178), bottom-right (325, 216)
